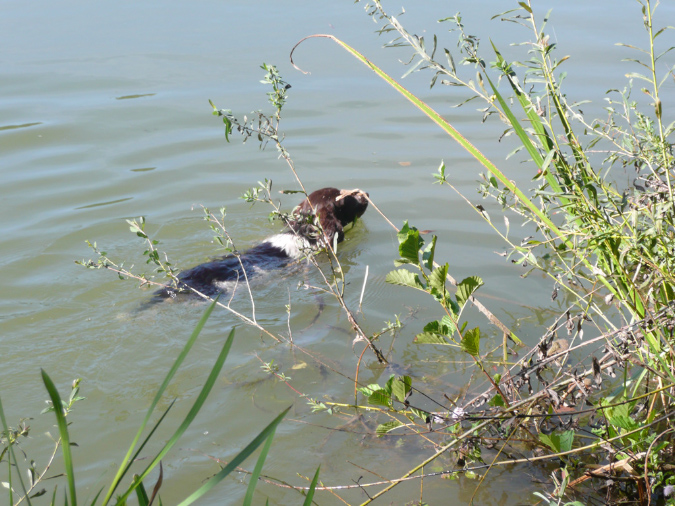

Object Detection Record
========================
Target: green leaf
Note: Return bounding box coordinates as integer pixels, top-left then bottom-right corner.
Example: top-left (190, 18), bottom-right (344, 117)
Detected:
top-left (368, 390), bottom-right (393, 408)
top-left (609, 415), bottom-right (639, 432)
top-left (518, 1), bottom-right (532, 13)
top-left (488, 394), bottom-right (505, 407)
top-left (243, 423), bottom-right (277, 506)
top-left (460, 327), bottom-right (481, 356)
top-left (390, 376), bottom-right (412, 404)
top-left (414, 332), bottom-right (451, 345)
top-left (42, 370), bottom-right (78, 506)
top-left (376, 420), bottom-right (403, 436)
top-left (357, 384), bottom-right (384, 397)
top-left (222, 116), bottom-right (232, 142)
top-left (428, 263), bottom-right (448, 294)
top-left (385, 269), bottom-right (425, 290)
top-left (538, 148), bottom-right (556, 177)
top-left (422, 236), bottom-right (437, 271)
top-left (539, 430), bottom-right (574, 453)
top-left (456, 276), bottom-right (484, 308)
top-left (424, 315), bottom-right (457, 344)
top-left (441, 315), bottom-right (457, 330)
top-left (134, 475), bottom-right (149, 506)
top-left (397, 222), bottom-right (423, 266)
top-left (444, 49), bottom-right (456, 74)
top-left (410, 407), bottom-right (429, 421)
top-left (302, 466), bottom-right (321, 506)
top-left (414, 319), bottom-right (455, 344)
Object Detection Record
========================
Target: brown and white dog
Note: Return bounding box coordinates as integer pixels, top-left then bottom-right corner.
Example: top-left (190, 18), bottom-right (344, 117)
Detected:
top-left (158, 187), bottom-right (368, 298)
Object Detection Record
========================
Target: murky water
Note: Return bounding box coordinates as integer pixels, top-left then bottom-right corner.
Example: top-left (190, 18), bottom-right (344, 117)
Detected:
top-left (2, 1), bottom-right (673, 504)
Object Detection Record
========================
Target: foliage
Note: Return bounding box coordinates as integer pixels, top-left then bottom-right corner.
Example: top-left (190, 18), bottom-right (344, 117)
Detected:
top-left (386, 222), bottom-right (483, 346)
top-left (281, 0), bottom-right (675, 503)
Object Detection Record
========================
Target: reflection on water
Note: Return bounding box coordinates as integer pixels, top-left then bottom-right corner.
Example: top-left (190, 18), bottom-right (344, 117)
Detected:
top-left (1, 0), bottom-right (673, 504)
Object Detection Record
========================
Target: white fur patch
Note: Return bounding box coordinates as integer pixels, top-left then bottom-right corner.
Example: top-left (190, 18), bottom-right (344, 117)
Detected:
top-left (262, 233), bottom-right (312, 259)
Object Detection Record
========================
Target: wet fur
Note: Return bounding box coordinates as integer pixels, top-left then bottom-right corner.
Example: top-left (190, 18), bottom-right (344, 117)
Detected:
top-left (156, 187), bottom-right (368, 298)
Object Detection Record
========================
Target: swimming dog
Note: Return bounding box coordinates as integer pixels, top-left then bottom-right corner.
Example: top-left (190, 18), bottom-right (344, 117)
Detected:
top-left (157, 187), bottom-right (368, 298)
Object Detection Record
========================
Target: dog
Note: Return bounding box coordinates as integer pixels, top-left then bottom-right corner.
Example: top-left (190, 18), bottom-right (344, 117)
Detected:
top-left (156, 187), bottom-right (369, 298)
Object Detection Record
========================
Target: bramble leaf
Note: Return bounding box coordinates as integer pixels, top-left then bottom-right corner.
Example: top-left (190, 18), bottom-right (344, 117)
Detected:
top-left (456, 276), bottom-right (484, 308)
top-left (461, 327), bottom-right (481, 356)
top-left (386, 269), bottom-right (425, 290)
top-left (376, 420), bottom-right (403, 436)
top-left (391, 376), bottom-right (412, 404)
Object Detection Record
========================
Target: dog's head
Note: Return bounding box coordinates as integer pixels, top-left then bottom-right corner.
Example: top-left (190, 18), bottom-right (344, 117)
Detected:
top-left (290, 187), bottom-right (369, 245)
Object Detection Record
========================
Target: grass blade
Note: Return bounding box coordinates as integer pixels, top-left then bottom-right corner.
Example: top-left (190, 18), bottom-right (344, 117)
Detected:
top-left (102, 297), bottom-right (219, 505)
top-left (117, 326), bottom-right (235, 503)
top-left (41, 370), bottom-right (77, 506)
top-left (242, 424), bottom-right (277, 506)
top-left (177, 406), bottom-right (291, 506)
top-left (120, 400), bottom-right (176, 487)
top-left (302, 466), bottom-right (321, 506)
top-left (133, 475), bottom-right (149, 506)
top-left (87, 487), bottom-right (104, 506)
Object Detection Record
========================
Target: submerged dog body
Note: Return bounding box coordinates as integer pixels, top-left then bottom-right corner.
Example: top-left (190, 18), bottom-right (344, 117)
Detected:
top-left (158, 187), bottom-right (368, 298)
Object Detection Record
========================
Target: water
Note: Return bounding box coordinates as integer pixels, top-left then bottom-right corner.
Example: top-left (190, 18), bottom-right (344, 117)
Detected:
top-left (2, 1), bottom-right (674, 504)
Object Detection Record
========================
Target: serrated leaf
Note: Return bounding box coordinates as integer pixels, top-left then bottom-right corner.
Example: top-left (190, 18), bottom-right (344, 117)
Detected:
top-left (384, 375), bottom-right (396, 394)
top-left (391, 376), bottom-right (412, 404)
top-left (397, 221), bottom-right (412, 240)
top-left (376, 420), bottom-right (403, 436)
top-left (422, 319), bottom-right (452, 336)
top-left (428, 263), bottom-right (448, 293)
top-left (609, 415), bottom-right (639, 432)
top-left (422, 236), bottom-right (437, 271)
top-left (456, 276), bottom-right (484, 308)
top-left (393, 258), bottom-right (418, 267)
top-left (397, 227), bottom-right (423, 267)
top-left (386, 269), bottom-right (425, 290)
top-left (414, 332), bottom-right (451, 345)
top-left (368, 390), bottom-right (392, 408)
top-left (440, 315), bottom-right (458, 335)
top-left (357, 384), bottom-right (383, 397)
top-left (461, 327), bottom-right (480, 356)
top-left (410, 407), bottom-right (429, 421)
top-left (413, 315), bottom-right (457, 345)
